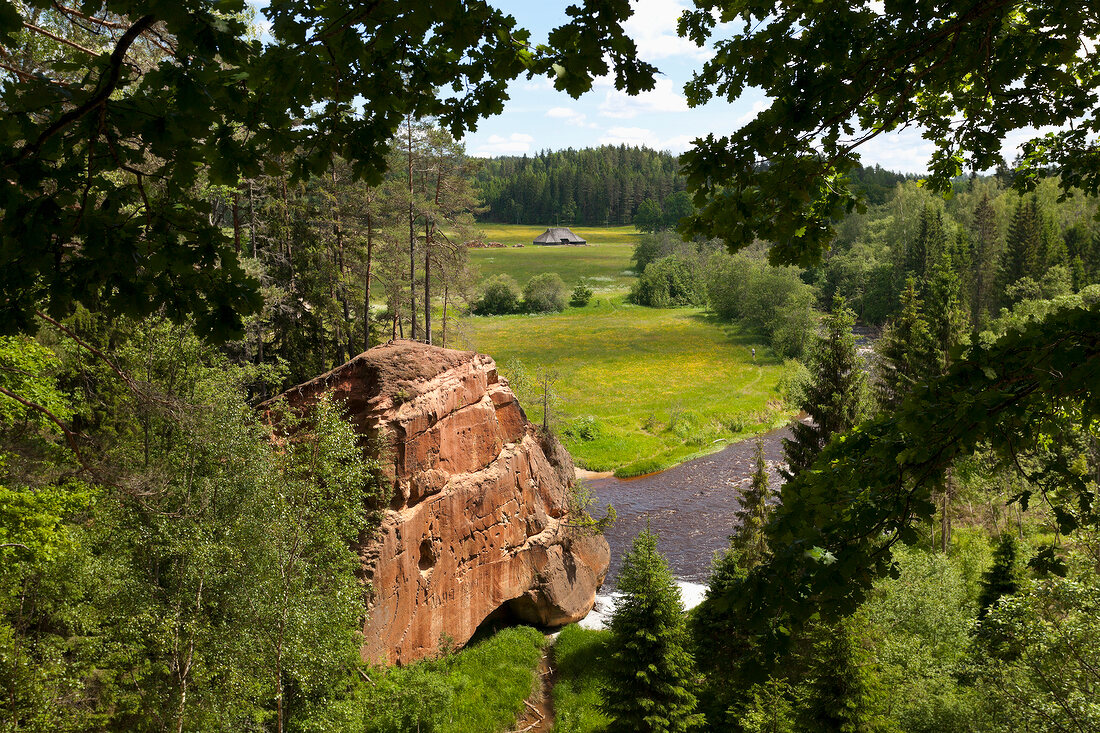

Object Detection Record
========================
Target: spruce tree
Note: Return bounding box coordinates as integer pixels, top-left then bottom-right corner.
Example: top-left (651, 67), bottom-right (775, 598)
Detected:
top-left (800, 621), bottom-right (882, 733)
top-left (970, 192), bottom-right (1001, 325)
top-left (783, 296), bottom-right (867, 478)
top-left (924, 250), bottom-right (969, 374)
top-left (1000, 197), bottom-right (1041, 302)
top-left (602, 529), bottom-right (703, 733)
top-left (905, 205), bottom-right (946, 282)
top-left (873, 277), bottom-right (934, 411)
top-left (977, 533), bottom-right (1021, 621)
top-left (730, 440), bottom-right (772, 570)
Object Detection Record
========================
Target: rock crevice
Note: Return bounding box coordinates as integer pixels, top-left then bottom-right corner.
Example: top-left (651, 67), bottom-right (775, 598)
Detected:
top-left (270, 340), bottom-right (608, 665)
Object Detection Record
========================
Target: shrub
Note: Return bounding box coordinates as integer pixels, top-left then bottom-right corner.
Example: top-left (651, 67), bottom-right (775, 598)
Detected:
top-left (629, 255), bottom-right (706, 307)
top-left (524, 272), bottom-right (568, 313)
top-left (570, 283), bottom-right (594, 308)
top-left (474, 275), bottom-right (521, 315)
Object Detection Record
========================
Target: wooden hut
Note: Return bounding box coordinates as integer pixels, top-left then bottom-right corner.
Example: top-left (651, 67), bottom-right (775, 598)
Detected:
top-left (532, 227), bottom-right (587, 245)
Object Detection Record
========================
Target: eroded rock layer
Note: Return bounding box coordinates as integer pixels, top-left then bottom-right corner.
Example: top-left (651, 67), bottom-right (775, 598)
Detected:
top-left (271, 341), bottom-right (609, 665)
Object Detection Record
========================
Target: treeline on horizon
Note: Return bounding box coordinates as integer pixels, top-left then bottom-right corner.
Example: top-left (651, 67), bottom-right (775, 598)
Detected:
top-left (472, 145), bottom-right (914, 226)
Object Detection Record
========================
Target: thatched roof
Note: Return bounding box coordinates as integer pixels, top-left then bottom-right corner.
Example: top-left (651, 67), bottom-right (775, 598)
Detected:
top-left (533, 227), bottom-right (586, 245)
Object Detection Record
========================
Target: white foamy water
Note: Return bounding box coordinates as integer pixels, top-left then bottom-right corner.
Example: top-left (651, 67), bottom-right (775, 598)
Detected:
top-left (579, 580), bottom-right (708, 630)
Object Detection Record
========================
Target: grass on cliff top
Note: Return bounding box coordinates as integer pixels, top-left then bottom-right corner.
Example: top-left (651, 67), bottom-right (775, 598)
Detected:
top-left (363, 625), bottom-right (546, 733)
top-left (551, 625), bottom-right (612, 733)
top-left (469, 224), bottom-right (638, 292)
top-left (452, 295), bottom-right (794, 476)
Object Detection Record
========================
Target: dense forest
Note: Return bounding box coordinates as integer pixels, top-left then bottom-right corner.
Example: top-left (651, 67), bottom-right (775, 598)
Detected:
top-left (473, 146), bottom-right (913, 227)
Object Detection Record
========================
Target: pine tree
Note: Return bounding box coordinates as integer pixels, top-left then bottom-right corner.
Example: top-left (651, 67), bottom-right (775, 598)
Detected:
top-left (873, 277), bottom-right (934, 410)
top-left (601, 529), bottom-right (703, 733)
top-left (730, 440), bottom-right (772, 570)
top-left (783, 296), bottom-right (867, 478)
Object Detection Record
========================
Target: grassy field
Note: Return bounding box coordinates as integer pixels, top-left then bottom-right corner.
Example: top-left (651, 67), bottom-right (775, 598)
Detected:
top-left (453, 295), bottom-right (793, 476)
top-left (469, 223), bottom-right (639, 292)
top-left (551, 625), bottom-right (612, 733)
top-left (364, 625), bottom-right (546, 732)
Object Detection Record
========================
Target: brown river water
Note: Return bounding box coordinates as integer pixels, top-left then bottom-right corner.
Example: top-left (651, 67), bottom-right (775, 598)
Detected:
top-left (587, 424), bottom-right (792, 585)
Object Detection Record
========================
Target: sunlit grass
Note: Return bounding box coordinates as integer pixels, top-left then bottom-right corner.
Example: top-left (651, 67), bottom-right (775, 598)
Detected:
top-left (469, 224), bottom-right (640, 292)
top-left (454, 295), bottom-right (792, 476)
top-left (551, 625), bottom-right (612, 733)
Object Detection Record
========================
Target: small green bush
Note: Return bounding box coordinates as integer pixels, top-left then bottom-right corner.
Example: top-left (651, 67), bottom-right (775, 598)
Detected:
top-left (475, 275), bottom-right (522, 315)
top-left (565, 415), bottom-right (604, 442)
top-left (570, 283), bottom-right (594, 307)
top-left (629, 254), bottom-right (706, 307)
top-left (524, 272), bottom-right (568, 313)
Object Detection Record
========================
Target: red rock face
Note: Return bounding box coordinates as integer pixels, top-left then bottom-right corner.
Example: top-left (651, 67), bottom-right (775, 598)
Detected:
top-left (269, 341), bottom-right (609, 665)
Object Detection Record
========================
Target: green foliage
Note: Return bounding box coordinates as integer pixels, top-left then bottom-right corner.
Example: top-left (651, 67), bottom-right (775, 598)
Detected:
top-left (476, 274), bottom-right (523, 315)
top-left (1, 320), bottom-right (382, 730)
top-left (678, 1), bottom-right (1100, 268)
top-left (782, 297), bottom-right (867, 477)
top-left (729, 440), bottom-right (772, 571)
top-left (635, 198), bottom-right (665, 233)
top-left (552, 625), bottom-right (614, 733)
top-left (705, 252), bottom-right (818, 358)
top-left (727, 296), bottom-right (1100, 659)
top-left (630, 255), bottom-right (707, 308)
top-left (800, 620), bottom-right (886, 733)
top-left (862, 546), bottom-right (983, 732)
top-left (736, 677), bottom-right (797, 733)
top-left (976, 533), bottom-right (1022, 622)
top-left (971, 576), bottom-right (1100, 732)
top-left (361, 625), bottom-right (547, 733)
top-left (1, 1), bottom-right (658, 340)
top-left (524, 272), bottom-right (568, 313)
top-left (571, 283), bottom-right (594, 308)
top-left (873, 278), bottom-right (935, 410)
top-left (476, 147), bottom-right (683, 227)
top-left (601, 529), bottom-right (703, 733)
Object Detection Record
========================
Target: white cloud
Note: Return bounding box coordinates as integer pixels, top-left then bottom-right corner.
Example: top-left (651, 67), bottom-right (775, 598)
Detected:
top-left (733, 100), bottom-right (768, 129)
top-left (598, 126), bottom-right (697, 152)
top-left (624, 0), bottom-right (712, 62)
top-left (546, 106), bottom-right (590, 127)
top-left (598, 77), bottom-right (689, 119)
top-left (470, 133), bottom-right (535, 157)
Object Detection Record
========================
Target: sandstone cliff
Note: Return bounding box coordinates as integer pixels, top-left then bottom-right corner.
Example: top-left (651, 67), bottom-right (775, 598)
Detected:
top-left (270, 341), bottom-right (609, 664)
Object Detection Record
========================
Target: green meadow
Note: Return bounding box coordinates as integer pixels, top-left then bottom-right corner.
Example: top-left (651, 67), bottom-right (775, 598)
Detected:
top-left (469, 223), bottom-right (639, 292)
top-left (453, 293), bottom-right (792, 477)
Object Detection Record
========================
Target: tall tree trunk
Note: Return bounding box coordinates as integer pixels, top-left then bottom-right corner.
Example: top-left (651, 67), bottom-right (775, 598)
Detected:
top-left (407, 117), bottom-right (418, 341)
top-left (231, 191), bottom-right (241, 254)
top-left (331, 165), bottom-right (353, 355)
top-left (442, 285), bottom-right (449, 348)
top-left (248, 178), bottom-right (256, 257)
top-left (424, 220), bottom-right (432, 345)
top-left (364, 209), bottom-right (373, 348)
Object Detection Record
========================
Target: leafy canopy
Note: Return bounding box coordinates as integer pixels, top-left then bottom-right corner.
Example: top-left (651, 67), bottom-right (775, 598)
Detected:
top-left (0, 0), bottom-right (656, 340)
top-left (677, 1), bottom-right (1100, 266)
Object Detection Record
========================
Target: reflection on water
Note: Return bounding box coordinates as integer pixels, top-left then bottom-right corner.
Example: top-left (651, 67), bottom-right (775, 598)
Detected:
top-left (587, 425), bottom-right (792, 585)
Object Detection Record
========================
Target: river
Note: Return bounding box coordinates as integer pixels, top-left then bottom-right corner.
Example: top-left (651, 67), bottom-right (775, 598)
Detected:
top-left (576, 424), bottom-right (793, 628)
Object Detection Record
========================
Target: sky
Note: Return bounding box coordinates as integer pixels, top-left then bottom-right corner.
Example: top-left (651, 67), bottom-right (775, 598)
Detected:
top-left (460, 0), bottom-right (937, 173)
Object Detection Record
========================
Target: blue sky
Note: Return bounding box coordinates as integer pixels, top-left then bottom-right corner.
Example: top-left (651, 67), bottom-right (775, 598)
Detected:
top-left (461, 0), bottom-right (937, 173)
